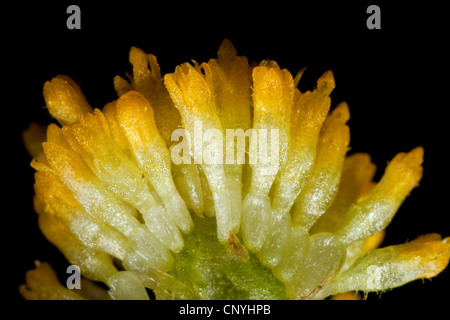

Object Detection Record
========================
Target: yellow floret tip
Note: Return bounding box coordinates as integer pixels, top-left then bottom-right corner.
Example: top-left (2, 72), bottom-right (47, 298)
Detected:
top-left (43, 75), bottom-right (93, 126)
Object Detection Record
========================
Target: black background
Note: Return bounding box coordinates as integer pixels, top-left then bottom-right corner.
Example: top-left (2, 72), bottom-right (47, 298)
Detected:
top-left (4, 0), bottom-right (449, 308)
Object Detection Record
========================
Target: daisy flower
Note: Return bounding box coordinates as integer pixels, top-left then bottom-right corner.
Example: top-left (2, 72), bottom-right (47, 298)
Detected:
top-left (20, 39), bottom-right (449, 300)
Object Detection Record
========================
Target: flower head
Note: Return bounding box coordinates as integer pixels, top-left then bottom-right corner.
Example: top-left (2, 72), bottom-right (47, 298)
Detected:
top-left (21, 40), bottom-right (449, 300)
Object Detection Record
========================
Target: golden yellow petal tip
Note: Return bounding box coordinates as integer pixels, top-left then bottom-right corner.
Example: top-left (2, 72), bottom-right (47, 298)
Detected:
top-left (118, 89), bottom-right (149, 106)
top-left (317, 70), bottom-right (335, 96)
top-left (331, 101), bottom-right (350, 123)
top-left (43, 75), bottom-right (92, 126)
top-left (129, 46), bottom-right (147, 68)
top-left (407, 146), bottom-right (424, 165)
top-left (218, 38), bottom-right (237, 61)
top-left (115, 90), bottom-right (155, 126)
